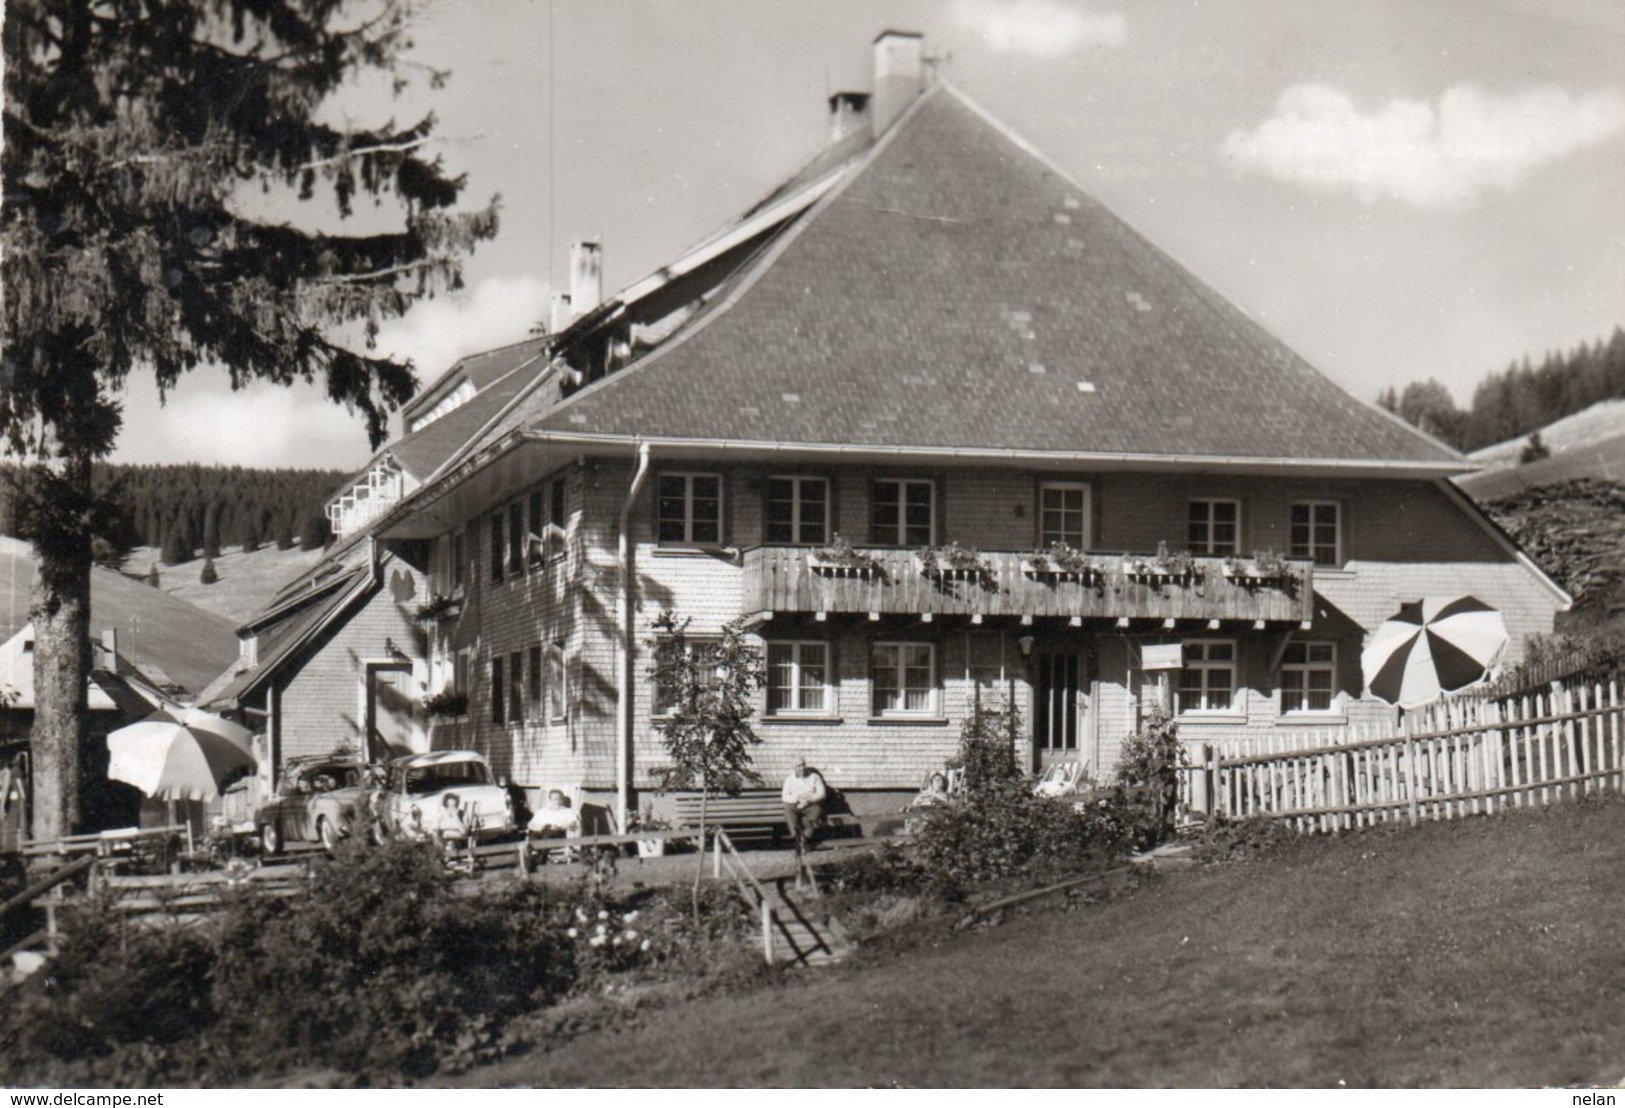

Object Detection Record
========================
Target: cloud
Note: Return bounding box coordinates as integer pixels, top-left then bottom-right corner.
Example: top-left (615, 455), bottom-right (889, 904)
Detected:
top-left (112, 275), bottom-right (552, 470)
top-left (1221, 83), bottom-right (1625, 208)
top-left (375, 274), bottom-right (552, 379)
top-left (117, 383), bottom-right (378, 470)
top-left (951, 0), bottom-right (1125, 59)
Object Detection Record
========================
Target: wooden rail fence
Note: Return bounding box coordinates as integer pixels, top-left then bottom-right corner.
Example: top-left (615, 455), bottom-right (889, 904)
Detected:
top-left (1182, 675), bottom-right (1625, 832)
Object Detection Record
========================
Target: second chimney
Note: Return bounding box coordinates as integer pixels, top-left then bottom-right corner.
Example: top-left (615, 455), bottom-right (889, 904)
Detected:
top-left (828, 91), bottom-right (871, 144)
top-left (569, 240), bottom-right (603, 319)
top-left (872, 30), bottom-right (924, 137)
top-left (549, 292), bottom-right (573, 334)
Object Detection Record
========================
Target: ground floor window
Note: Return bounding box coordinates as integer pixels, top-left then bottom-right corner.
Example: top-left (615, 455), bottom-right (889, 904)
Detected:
top-left (1178, 639), bottom-right (1236, 713)
top-left (1280, 641), bottom-right (1336, 712)
top-left (766, 640), bottom-right (831, 715)
top-left (545, 643), bottom-right (567, 722)
top-left (871, 642), bottom-right (936, 716)
top-left (491, 655), bottom-right (506, 724)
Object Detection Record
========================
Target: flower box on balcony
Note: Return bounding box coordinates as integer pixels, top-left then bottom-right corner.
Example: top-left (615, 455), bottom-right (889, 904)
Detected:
top-left (414, 594), bottom-right (463, 624)
top-left (1223, 550), bottom-right (1294, 584)
top-left (915, 543), bottom-right (991, 583)
top-left (807, 535), bottom-right (879, 575)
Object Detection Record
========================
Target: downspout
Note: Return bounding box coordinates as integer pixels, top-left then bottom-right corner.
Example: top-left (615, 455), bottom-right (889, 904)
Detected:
top-left (616, 442), bottom-right (653, 830)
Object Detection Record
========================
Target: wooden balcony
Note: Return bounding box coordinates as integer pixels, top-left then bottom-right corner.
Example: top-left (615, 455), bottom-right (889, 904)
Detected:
top-left (741, 547), bottom-right (1315, 625)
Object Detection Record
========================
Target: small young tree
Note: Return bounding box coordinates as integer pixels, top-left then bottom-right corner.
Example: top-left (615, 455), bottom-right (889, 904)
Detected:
top-left (144, 563), bottom-right (160, 589)
top-left (200, 557), bottom-right (219, 586)
top-left (648, 613), bottom-right (766, 911)
top-left (955, 694), bottom-right (1024, 796)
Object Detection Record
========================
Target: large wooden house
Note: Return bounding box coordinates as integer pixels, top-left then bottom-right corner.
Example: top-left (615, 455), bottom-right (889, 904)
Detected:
top-left (220, 33), bottom-right (1567, 825)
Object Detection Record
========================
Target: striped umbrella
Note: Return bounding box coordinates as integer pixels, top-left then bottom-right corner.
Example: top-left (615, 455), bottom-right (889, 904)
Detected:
top-left (1361, 596), bottom-right (1509, 709)
top-left (107, 706), bottom-right (257, 802)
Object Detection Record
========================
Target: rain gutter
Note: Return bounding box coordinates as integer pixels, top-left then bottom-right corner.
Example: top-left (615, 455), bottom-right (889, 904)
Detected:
top-left (616, 442), bottom-right (653, 830)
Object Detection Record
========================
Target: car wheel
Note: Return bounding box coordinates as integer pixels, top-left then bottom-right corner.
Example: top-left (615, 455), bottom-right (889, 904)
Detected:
top-left (260, 822), bottom-right (281, 855)
top-left (317, 817), bottom-right (339, 853)
top-left (370, 818), bottom-right (389, 846)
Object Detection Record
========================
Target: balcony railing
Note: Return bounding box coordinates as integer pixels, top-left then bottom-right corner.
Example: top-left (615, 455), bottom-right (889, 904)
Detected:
top-left (741, 547), bottom-right (1314, 625)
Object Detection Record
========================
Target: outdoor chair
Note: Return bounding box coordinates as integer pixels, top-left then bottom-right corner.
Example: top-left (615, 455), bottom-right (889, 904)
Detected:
top-left (525, 783), bottom-right (584, 863)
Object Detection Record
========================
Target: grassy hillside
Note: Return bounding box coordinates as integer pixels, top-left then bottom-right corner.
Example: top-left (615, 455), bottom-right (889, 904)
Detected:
top-left (1, 538), bottom-right (236, 695)
top-left (1457, 430), bottom-right (1625, 502)
top-left (479, 797), bottom-right (1625, 1088)
top-left (123, 544), bottom-right (328, 628)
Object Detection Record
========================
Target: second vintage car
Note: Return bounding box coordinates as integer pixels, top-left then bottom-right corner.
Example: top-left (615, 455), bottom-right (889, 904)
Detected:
top-left (371, 750), bottom-right (517, 843)
top-left (255, 756), bottom-right (371, 854)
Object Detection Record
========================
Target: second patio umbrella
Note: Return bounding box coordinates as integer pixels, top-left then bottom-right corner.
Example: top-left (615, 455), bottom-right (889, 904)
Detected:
top-left (107, 706), bottom-right (257, 802)
top-left (1361, 595), bottom-right (1509, 710)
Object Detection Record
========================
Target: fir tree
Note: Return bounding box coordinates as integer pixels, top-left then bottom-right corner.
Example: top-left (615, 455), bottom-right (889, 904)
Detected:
top-left (200, 557), bottom-right (218, 585)
top-left (2, 1), bottom-right (496, 836)
top-left (145, 563), bottom-right (159, 589)
top-left (202, 500), bottom-right (221, 559)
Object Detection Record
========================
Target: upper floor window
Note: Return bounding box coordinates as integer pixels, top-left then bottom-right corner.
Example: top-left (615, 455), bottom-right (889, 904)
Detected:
top-left (1290, 501), bottom-right (1342, 566)
top-left (450, 527), bottom-right (466, 591)
top-left (1281, 641), bottom-right (1336, 713)
top-left (766, 477), bottom-right (829, 545)
top-left (871, 479), bottom-right (934, 546)
top-left (507, 501), bottom-right (525, 575)
top-left (528, 489), bottom-right (546, 570)
top-left (766, 640), bottom-right (831, 715)
top-left (1039, 482), bottom-right (1091, 548)
top-left (490, 655), bottom-right (506, 724)
top-left (657, 473), bottom-right (722, 545)
top-left (871, 642), bottom-right (936, 716)
top-left (1188, 499), bottom-right (1241, 556)
top-left (1178, 639), bottom-right (1237, 714)
top-left (488, 512), bottom-right (504, 584)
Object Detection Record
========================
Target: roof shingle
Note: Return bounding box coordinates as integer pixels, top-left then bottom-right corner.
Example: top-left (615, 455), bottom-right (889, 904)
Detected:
top-left (535, 87), bottom-right (1460, 467)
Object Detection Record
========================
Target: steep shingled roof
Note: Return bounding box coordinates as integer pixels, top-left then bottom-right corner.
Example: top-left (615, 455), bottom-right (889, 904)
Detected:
top-left (534, 86), bottom-right (1460, 467)
top-left (0, 537), bottom-right (237, 695)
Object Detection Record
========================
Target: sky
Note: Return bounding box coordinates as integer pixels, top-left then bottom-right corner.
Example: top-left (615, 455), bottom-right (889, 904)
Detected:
top-left (111, 0), bottom-right (1625, 470)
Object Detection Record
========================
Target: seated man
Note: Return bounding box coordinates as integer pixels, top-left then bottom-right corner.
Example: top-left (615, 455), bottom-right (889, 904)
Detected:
top-left (528, 788), bottom-right (581, 859)
top-left (781, 758), bottom-right (826, 849)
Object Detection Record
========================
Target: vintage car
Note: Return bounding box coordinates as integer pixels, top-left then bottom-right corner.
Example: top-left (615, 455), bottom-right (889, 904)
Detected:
top-left (255, 757), bottom-right (371, 854)
top-left (372, 750), bottom-right (516, 844)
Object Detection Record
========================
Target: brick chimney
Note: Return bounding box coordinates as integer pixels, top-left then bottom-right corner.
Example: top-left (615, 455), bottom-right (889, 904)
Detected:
top-left (828, 91), bottom-right (871, 144)
top-left (549, 292), bottom-right (573, 334)
top-left (569, 240), bottom-right (603, 319)
top-left (872, 30), bottom-right (925, 137)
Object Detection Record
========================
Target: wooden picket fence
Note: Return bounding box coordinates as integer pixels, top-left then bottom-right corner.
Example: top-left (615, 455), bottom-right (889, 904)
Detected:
top-left (1183, 674), bottom-right (1625, 833)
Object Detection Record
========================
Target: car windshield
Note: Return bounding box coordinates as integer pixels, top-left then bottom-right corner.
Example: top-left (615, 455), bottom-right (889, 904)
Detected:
top-left (403, 760), bottom-right (491, 794)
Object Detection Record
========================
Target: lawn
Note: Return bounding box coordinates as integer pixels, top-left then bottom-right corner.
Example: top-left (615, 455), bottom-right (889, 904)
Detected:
top-left (471, 796), bottom-right (1625, 1087)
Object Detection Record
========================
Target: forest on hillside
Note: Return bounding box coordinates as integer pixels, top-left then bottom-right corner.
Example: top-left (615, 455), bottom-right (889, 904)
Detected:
top-left (1378, 325), bottom-right (1625, 452)
top-left (0, 463), bottom-right (347, 566)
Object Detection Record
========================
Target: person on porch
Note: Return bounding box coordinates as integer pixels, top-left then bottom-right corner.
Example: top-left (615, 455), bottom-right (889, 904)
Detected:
top-left (781, 757), bottom-right (826, 849)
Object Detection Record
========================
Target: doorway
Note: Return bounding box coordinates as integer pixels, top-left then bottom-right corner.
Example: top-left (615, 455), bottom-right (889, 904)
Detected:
top-left (366, 663), bottom-right (425, 761)
top-left (1034, 651), bottom-right (1083, 771)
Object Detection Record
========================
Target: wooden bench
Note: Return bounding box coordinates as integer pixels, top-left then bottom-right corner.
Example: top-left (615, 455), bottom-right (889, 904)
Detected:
top-left (672, 792), bottom-right (861, 841)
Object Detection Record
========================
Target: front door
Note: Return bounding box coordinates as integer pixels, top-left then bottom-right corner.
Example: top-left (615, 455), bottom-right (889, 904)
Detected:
top-left (1034, 651), bottom-right (1082, 771)
top-left (367, 663), bottom-right (425, 760)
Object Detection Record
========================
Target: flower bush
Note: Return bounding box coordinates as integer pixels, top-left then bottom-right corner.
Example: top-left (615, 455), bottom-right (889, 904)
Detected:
top-left (0, 840), bottom-right (747, 1086)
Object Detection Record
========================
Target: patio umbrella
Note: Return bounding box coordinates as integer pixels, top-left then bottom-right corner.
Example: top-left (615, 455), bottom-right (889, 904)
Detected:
top-left (1361, 596), bottom-right (1509, 710)
top-left (107, 706), bottom-right (257, 802)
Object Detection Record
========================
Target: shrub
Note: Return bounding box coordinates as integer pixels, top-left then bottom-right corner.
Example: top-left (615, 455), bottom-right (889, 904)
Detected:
top-left (199, 557), bottom-right (218, 585)
top-left (1189, 815), bottom-right (1300, 865)
top-left (954, 697), bottom-right (1023, 795)
top-left (1109, 711), bottom-right (1186, 850)
top-left (0, 840), bottom-right (705, 1085)
top-left (910, 779), bottom-right (1130, 899)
